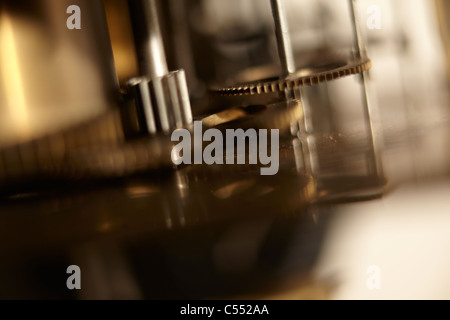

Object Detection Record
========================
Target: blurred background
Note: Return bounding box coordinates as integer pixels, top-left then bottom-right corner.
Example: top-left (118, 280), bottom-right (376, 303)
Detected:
top-left (0, 0), bottom-right (449, 299)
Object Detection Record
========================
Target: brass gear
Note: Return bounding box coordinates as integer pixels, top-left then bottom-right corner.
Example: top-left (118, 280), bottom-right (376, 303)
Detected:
top-left (0, 109), bottom-right (125, 187)
top-left (211, 51), bottom-right (372, 96)
top-left (0, 99), bottom-right (302, 188)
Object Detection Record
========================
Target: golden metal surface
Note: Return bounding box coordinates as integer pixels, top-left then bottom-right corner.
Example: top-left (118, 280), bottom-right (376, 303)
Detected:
top-left (0, 0), bottom-right (447, 300)
top-left (0, 0), bottom-right (119, 147)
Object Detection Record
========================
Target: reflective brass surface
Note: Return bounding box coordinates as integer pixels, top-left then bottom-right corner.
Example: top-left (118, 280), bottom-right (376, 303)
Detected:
top-left (0, 0), bottom-right (448, 300)
top-left (0, 0), bottom-right (119, 147)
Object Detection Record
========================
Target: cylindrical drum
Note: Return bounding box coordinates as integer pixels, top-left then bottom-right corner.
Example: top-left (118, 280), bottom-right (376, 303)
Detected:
top-left (0, 0), bottom-right (119, 147)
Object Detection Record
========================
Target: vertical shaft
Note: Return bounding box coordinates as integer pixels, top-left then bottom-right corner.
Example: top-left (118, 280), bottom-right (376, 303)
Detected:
top-left (270, 0), bottom-right (296, 76)
top-left (349, 0), bottom-right (365, 57)
top-left (125, 0), bottom-right (193, 137)
top-left (348, 0), bottom-right (383, 176)
top-left (128, 0), bottom-right (169, 79)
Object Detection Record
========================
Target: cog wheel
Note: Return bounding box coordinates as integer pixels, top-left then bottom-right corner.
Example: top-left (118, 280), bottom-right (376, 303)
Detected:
top-left (0, 109), bottom-right (125, 187)
top-left (211, 51), bottom-right (372, 96)
top-left (0, 98), bottom-right (304, 188)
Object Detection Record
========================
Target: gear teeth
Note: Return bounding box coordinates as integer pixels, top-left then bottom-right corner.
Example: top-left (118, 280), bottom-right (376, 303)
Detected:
top-left (212, 55), bottom-right (372, 96)
top-left (127, 70), bottom-right (193, 135)
top-left (0, 110), bottom-right (125, 186)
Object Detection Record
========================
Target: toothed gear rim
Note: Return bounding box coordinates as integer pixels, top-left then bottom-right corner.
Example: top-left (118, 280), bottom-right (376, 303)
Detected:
top-left (211, 52), bottom-right (372, 96)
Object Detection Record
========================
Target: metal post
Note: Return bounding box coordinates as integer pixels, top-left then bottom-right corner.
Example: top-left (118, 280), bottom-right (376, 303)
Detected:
top-left (270, 0), bottom-right (296, 76)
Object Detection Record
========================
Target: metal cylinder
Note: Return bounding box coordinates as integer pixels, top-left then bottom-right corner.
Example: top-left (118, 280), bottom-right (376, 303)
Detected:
top-left (127, 70), bottom-right (193, 135)
top-left (128, 0), bottom-right (169, 79)
top-left (270, 0), bottom-right (296, 75)
top-left (125, 0), bottom-right (193, 137)
top-left (0, 0), bottom-right (119, 147)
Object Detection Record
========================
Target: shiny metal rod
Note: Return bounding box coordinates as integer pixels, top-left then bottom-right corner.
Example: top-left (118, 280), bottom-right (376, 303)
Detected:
top-left (348, 0), bottom-right (383, 177)
top-left (128, 0), bottom-right (168, 79)
top-left (349, 0), bottom-right (365, 57)
top-left (125, 0), bottom-right (193, 137)
top-left (270, 0), bottom-right (296, 75)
